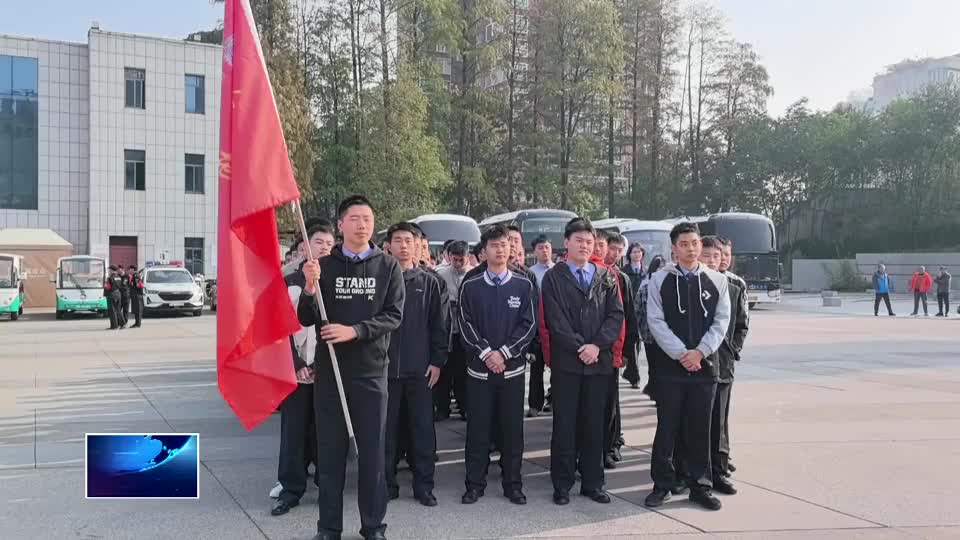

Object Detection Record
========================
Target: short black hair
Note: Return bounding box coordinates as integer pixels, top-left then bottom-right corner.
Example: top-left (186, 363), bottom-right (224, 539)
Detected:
top-left (307, 222), bottom-right (335, 241)
top-left (442, 239), bottom-right (455, 253)
top-left (305, 217), bottom-right (333, 230)
top-left (506, 224), bottom-right (522, 235)
top-left (716, 236), bottom-right (732, 248)
top-left (386, 222), bottom-right (420, 242)
top-left (564, 217), bottom-right (595, 239)
top-left (128, 265), bottom-right (137, 270)
top-left (481, 225), bottom-right (510, 246)
top-left (337, 195), bottom-right (373, 218)
top-left (109, 265), bottom-right (118, 271)
top-left (594, 228), bottom-right (612, 241)
top-left (669, 222), bottom-right (700, 244)
top-left (701, 235), bottom-right (720, 250)
top-left (531, 235), bottom-right (551, 249)
top-left (607, 232), bottom-right (626, 247)
top-left (407, 222), bottom-right (426, 239)
top-left (447, 240), bottom-right (468, 257)
top-left (626, 242), bottom-right (646, 260)
top-left (470, 242), bottom-right (484, 258)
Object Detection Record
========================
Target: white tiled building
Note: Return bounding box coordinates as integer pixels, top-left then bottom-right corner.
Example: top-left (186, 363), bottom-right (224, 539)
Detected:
top-left (0, 27), bottom-right (221, 276)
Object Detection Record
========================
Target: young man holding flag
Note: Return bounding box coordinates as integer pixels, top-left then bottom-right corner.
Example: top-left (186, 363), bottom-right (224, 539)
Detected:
top-left (299, 196), bottom-right (404, 540)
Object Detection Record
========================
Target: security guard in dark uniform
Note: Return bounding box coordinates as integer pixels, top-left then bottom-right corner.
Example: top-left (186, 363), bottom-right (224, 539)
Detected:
top-left (126, 265), bottom-right (143, 328)
top-left (118, 267), bottom-right (130, 328)
top-left (104, 266), bottom-right (124, 330)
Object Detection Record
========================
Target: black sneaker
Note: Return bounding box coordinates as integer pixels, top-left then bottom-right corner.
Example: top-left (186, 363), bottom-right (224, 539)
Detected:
top-left (506, 490), bottom-right (527, 505)
top-left (644, 489), bottom-right (671, 507)
top-left (581, 489), bottom-right (611, 504)
top-left (271, 498), bottom-right (299, 516)
top-left (415, 491), bottom-right (438, 507)
top-left (713, 477), bottom-right (738, 495)
top-left (604, 454), bottom-right (617, 469)
top-left (461, 489), bottom-right (483, 504)
top-left (553, 491), bottom-right (570, 505)
top-left (689, 488), bottom-right (722, 511)
top-left (727, 461), bottom-right (737, 473)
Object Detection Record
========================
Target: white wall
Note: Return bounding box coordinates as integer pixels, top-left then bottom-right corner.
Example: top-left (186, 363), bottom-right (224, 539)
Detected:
top-left (0, 36), bottom-right (90, 255)
top-left (87, 30), bottom-right (221, 275)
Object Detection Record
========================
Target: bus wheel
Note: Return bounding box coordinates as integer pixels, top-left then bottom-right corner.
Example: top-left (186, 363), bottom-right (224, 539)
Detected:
top-left (11, 310), bottom-right (19, 321)
top-left (55, 310), bottom-right (63, 320)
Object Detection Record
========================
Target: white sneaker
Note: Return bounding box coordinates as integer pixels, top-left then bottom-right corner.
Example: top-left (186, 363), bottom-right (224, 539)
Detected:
top-left (269, 482), bottom-right (283, 499)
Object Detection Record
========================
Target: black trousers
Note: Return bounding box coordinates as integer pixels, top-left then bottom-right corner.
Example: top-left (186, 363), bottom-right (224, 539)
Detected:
top-left (874, 293), bottom-right (893, 315)
top-left (313, 374), bottom-right (388, 537)
top-left (710, 382), bottom-right (732, 479)
top-left (913, 291), bottom-right (928, 314)
top-left (129, 295), bottom-right (143, 326)
top-left (650, 378), bottom-right (716, 491)
top-left (385, 377), bottom-right (436, 496)
top-left (465, 374), bottom-right (525, 494)
top-left (622, 345), bottom-right (641, 385)
top-left (120, 295), bottom-right (130, 325)
top-left (603, 369), bottom-right (622, 455)
top-left (937, 292), bottom-right (950, 314)
top-left (278, 382), bottom-right (317, 504)
top-left (528, 345), bottom-right (547, 411)
top-left (550, 371), bottom-right (610, 494)
top-left (107, 296), bottom-right (122, 328)
top-left (435, 338), bottom-right (467, 418)
top-left (643, 343), bottom-right (658, 399)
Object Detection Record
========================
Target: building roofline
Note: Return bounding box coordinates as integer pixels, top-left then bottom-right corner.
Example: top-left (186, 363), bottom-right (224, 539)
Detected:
top-left (89, 28), bottom-right (222, 49)
top-left (0, 33), bottom-right (87, 47)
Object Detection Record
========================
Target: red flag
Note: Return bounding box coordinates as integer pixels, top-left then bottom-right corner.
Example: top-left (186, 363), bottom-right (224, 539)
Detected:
top-left (217, 0), bottom-right (302, 430)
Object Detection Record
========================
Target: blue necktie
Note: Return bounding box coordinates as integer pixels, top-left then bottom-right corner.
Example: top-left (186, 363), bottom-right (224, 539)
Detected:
top-left (493, 275), bottom-right (502, 286)
top-left (577, 269), bottom-right (589, 291)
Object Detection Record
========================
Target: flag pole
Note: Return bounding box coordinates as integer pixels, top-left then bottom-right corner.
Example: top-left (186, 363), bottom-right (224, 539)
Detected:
top-left (292, 200), bottom-right (358, 458)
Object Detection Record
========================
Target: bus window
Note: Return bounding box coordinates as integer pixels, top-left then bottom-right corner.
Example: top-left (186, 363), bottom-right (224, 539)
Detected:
top-left (622, 230), bottom-right (672, 263)
top-left (415, 219), bottom-right (481, 245)
top-left (0, 258), bottom-right (13, 288)
top-left (521, 218), bottom-right (568, 251)
top-left (61, 259), bottom-right (106, 289)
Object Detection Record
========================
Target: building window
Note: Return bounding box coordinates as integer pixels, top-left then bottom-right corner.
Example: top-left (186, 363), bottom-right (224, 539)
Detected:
top-left (185, 153), bottom-right (205, 194)
top-left (184, 238), bottom-right (204, 276)
top-left (0, 55), bottom-right (39, 210)
top-left (125, 68), bottom-right (145, 109)
top-left (124, 149), bottom-right (146, 191)
top-left (185, 74), bottom-right (205, 114)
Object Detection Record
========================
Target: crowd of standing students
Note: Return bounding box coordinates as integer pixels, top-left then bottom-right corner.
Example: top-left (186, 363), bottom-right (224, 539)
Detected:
top-left (271, 195), bottom-right (751, 540)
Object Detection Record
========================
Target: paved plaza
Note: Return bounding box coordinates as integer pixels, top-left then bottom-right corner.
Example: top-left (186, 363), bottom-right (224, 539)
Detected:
top-left (0, 294), bottom-right (957, 540)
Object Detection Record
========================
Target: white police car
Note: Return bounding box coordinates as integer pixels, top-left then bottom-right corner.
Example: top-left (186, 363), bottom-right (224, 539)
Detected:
top-left (140, 264), bottom-right (204, 317)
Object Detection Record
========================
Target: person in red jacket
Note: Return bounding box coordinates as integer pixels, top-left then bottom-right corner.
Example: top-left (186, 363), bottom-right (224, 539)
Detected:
top-left (909, 266), bottom-right (933, 316)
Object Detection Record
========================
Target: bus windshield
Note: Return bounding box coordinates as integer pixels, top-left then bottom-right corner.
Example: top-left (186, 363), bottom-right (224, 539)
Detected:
top-left (0, 258), bottom-right (13, 288)
top-left (622, 230), bottom-right (672, 263)
top-left (734, 254), bottom-right (780, 285)
top-left (61, 259), bottom-right (105, 289)
top-left (521, 218), bottom-right (568, 251)
top-left (415, 219), bottom-right (481, 245)
top-left (709, 219), bottom-right (775, 253)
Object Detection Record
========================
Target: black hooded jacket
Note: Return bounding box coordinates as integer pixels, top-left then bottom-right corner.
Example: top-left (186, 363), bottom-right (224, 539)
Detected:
top-left (718, 275), bottom-right (749, 383)
top-left (387, 266), bottom-right (449, 379)
top-left (298, 244), bottom-right (405, 380)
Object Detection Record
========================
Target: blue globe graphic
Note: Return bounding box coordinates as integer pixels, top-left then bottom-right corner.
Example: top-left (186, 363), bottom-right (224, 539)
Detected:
top-left (94, 435), bottom-right (194, 474)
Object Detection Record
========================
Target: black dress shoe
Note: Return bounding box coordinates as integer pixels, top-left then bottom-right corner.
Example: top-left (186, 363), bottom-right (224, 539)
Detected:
top-left (644, 489), bottom-right (671, 507)
top-left (415, 491), bottom-right (438, 507)
top-left (271, 499), bottom-right (298, 516)
top-left (362, 532), bottom-right (387, 540)
top-left (553, 491), bottom-right (570, 505)
top-left (612, 447), bottom-right (623, 461)
top-left (689, 488), bottom-right (722, 511)
top-left (506, 490), bottom-right (527, 505)
top-left (461, 489), bottom-right (483, 504)
top-left (581, 489), bottom-right (611, 504)
top-left (727, 461), bottom-right (737, 473)
top-left (604, 454), bottom-right (617, 469)
top-left (311, 533), bottom-right (341, 540)
top-left (713, 477), bottom-right (738, 495)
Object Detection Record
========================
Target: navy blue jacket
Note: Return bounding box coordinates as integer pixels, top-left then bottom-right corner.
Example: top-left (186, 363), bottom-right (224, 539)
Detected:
top-left (457, 269), bottom-right (537, 382)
